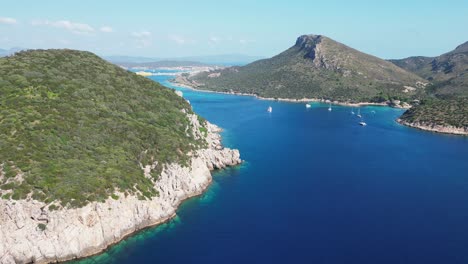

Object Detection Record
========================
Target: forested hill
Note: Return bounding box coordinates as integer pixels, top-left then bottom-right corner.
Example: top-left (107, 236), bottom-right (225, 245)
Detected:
top-left (0, 49), bottom-right (206, 208)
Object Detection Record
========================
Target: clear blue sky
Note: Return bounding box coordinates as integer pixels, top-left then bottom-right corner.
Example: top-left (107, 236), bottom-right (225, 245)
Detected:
top-left (1, 0), bottom-right (467, 59)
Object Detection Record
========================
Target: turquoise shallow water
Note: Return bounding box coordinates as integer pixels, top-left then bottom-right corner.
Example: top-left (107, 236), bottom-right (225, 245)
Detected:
top-left (72, 72), bottom-right (468, 264)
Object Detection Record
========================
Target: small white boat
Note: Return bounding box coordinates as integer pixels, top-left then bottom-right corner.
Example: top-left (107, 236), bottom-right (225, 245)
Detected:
top-left (359, 121), bottom-right (367, 126)
top-left (351, 108), bottom-right (355, 115)
top-left (328, 102), bottom-right (332, 111)
top-left (357, 108), bottom-right (362, 118)
top-left (306, 103), bottom-right (311, 108)
top-left (267, 106), bottom-right (272, 113)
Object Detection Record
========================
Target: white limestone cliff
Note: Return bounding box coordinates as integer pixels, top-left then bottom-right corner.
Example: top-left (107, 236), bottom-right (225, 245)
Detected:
top-left (0, 116), bottom-right (241, 264)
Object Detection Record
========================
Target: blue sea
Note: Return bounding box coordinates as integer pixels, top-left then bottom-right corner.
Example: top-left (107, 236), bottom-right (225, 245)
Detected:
top-left (73, 71), bottom-right (468, 264)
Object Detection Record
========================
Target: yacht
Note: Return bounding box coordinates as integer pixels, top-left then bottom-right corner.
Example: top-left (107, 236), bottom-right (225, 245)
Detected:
top-left (267, 106), bottom-right (272, 113)
top-left (359, 113), bottom-right (366, 126)
top-left (306, 103), bottom-right (311, 108)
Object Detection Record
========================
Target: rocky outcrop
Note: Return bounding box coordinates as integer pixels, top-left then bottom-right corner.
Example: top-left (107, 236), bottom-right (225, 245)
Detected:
top-left (397, 119), bottom-right (468, 135)
top-left (294, 34), bottom-right (323, 61)
top-left (0, 119), bottom-right (241, 264)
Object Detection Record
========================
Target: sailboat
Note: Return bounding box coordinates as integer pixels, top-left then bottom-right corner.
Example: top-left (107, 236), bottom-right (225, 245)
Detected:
top-left (351, 108), bottom-right (355, 115)
top-left (328, 102), bottom-right (332, 111)
top-left (359, 111), bottom-right (366, 126)
top-left (267, 106), bottom-right (272, 113)
top-left (357, 108), bottom-right (362, 118)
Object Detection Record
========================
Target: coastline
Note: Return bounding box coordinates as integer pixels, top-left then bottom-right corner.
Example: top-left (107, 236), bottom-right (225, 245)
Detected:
top-left (0, 117), bottom-right (242, 264)
top-left (170, 77), bottom-right (409, 109)
top-left (172, 78), bottom-right (467, 136)
top-left (397, 119), bottom-right (468, 136)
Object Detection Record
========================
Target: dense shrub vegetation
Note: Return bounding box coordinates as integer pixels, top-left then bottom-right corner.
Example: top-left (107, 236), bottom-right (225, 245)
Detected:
top-left (0, 49), bottom-right (205, 207)
top-left (390, 41), bottom-right (467, 128)
top-left (400, 97), bottom-right (467, 128)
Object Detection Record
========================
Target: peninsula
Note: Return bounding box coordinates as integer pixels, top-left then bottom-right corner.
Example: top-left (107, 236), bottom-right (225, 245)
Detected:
top-left (391, 41), bottom-right (468, 135)
top-left (175, 34), bottom-right (467, 135)
top-left (0, 49), bottom-right (241, 263)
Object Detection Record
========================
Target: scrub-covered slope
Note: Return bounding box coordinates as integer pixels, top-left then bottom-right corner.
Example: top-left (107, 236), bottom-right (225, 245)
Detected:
top-left (186, 34), bottom-right (426, 102)
top-left (0, 49), bottom-right (207, 208)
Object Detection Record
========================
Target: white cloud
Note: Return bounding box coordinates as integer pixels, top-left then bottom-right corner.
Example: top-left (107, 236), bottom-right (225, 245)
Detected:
top-left (168, 34), bottom-right (196, 45)
top-left (0, 17), bottom-right (17, 25)
top-left (32, 20), bottom-right (95, 35)
top-left (209, 36), bottom-right (221, 45)
top-left (207, 35), bottom-right (222, 47)
top-left (132, 31), bottom-right (152, 48)
top-left (239, 39), bottom-right (256, 45)
top-left (0, 36), bottom-right (11, 43)
top-left (30, 20), bottom-right (44, 26)
top-left (100, 26), bottom-right (113, 33)
top-left (57, 39), bottom-right (70, 45)
top-left (132, 31), bottom-right (151, 38)
top-left (169, 34), bottom-right (187, 45)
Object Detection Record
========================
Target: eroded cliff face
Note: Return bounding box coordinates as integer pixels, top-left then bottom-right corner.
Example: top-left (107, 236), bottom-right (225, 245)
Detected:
top-left (0, 115), bottom-right (241, 264)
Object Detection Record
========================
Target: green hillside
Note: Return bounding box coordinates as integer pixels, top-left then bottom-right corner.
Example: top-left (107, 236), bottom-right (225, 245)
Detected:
top-left (390, 41), bottom-right (468, 97)
top-left (0, 49), bottom-right (205, 208)
top-left (399, 98), bottom-right (467, 129)
top-left (391, 41), bottom-right (467, 129)
top-left (186, 35), bottom-right (426, 102)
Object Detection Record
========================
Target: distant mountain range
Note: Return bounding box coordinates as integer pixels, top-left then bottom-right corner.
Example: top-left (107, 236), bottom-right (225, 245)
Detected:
top-left (2, 49), bottom-right (262, 66)
top-left (116, 60), bottom-right (213, 69)
top-left (104, 54), bottom-right (264, 66)
top-left (184, 34), bottom-right (426, 102)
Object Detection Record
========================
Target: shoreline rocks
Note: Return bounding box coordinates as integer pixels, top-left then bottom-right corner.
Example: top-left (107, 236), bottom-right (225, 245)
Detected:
top-left (0, 119), bottom-right (241, 264)
top-left (397, 119), bottom-right (468, 135)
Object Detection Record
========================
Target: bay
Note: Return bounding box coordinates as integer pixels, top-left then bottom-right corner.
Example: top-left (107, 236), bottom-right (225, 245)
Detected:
top-left (73, 71), bottom-right (468, 264)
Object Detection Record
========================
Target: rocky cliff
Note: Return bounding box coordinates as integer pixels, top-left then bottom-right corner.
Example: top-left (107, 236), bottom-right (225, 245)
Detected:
top-left (0, 117), bottom-right (241, 264)
top-left (397, 119), bottom-right (468, 135)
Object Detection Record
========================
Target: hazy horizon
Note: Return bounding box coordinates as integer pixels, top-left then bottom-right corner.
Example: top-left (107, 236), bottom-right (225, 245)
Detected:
top-left (1, 0), bottom-right (467, 59)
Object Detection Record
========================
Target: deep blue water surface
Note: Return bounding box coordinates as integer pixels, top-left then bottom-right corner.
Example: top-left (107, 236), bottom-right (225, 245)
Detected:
top-left (75, 73), bottom-right (468, 264)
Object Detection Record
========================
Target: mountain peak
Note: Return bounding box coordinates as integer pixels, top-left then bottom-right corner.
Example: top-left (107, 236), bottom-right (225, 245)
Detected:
top-left (295, 34), bottom-right (324, 50)
top-left (188, 34), bottom-right (425, 102)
